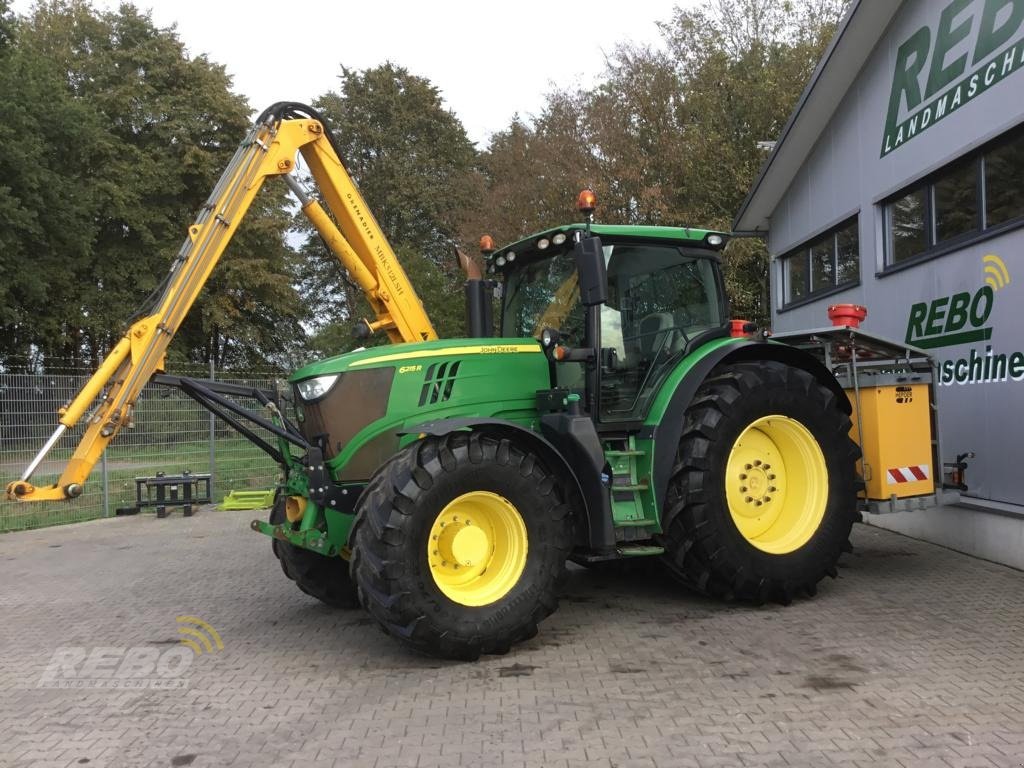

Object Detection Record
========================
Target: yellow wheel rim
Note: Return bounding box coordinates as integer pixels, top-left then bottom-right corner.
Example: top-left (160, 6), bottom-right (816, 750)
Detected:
top-left (427, 491), bottom-right (528, 607)
top-left (725, 415), bottom-right (828, 554)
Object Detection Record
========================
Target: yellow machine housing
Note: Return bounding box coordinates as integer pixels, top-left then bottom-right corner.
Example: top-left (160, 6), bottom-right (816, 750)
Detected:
top-left (847, 383), bottom-right (935, 500)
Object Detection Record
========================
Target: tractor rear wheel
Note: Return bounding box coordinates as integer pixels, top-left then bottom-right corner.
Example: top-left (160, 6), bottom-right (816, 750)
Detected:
top-left (269, 494), bottom-right (359, 608)
top-left (349, 432), bottom-right (571, 660)
top-left (660, 361), bottom-right (859, 604)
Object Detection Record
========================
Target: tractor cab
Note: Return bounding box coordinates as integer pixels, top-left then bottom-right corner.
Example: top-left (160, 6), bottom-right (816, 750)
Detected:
top-left (486, 210), bottom-right (731, 423)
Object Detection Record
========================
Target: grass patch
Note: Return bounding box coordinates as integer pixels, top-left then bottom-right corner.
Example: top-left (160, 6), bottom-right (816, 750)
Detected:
top-left (1, 439), bottom-right (279, 532)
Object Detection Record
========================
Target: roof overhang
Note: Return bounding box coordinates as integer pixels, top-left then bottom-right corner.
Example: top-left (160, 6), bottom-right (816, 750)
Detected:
top-left (733, 1), bottom-right (904, 233)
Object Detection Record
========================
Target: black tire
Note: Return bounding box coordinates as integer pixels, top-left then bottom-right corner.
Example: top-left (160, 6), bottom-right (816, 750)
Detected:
top-left (660, 361), bottom-right (860, 604)
top-left (349, 432), bottom-right (571, 660)
top-left (269, 494), bottom-right (359, 609)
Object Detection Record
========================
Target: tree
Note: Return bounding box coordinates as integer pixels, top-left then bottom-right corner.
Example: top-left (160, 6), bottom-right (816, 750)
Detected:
top-left (315, 64), bottom-right (477, 262)
top-left (0, 1), bottom-right (300, 369)
top-left (0, 4), bottom-right (111, 365)
top-left (298, 64), bottom-right (478, 351)
top-left (585, 45), bottom-right (686, 226)
top-left (0, 0), bottom-right (13, 50)
top-left (463, 97), bottom-right (599, 249)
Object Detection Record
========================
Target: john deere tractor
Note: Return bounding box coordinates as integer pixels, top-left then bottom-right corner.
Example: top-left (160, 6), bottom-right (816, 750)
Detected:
top-left (273, 212), bottom-right (859, 658)
top-left (8, 105), bottom-right (860, 660)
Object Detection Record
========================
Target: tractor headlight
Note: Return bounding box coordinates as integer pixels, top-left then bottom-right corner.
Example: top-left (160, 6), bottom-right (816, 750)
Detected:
top-left (706, 233), bottom-right (725, 247)
top-left (296, 374), bottom-right (340, 401)
top-left (552, 233), bottom-right (567, 245)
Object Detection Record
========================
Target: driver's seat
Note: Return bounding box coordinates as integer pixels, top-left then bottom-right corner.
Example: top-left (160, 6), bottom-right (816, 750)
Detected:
top-left (638, 312), bottom-right (681, 359)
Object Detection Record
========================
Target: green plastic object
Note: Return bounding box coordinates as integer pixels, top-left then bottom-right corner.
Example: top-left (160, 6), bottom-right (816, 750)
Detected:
top-left (219, 489), bottom-right (276, 511)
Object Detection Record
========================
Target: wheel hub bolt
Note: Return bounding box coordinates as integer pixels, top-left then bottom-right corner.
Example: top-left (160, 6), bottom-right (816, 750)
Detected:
top-left (740, 486), bottom-right (748, 493)
top-left (753, 460), bottom-right (762, 466)
top-left (745, 496), bottom-right (753, 503)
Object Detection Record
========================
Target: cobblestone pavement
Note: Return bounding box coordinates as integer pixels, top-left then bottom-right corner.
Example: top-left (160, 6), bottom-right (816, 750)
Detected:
top-left (1, 508), bottom-right (1023, 768)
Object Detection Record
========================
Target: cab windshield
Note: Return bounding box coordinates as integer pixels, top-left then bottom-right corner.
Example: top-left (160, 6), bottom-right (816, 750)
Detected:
top-left (501, 242), bottom-right (724, 345)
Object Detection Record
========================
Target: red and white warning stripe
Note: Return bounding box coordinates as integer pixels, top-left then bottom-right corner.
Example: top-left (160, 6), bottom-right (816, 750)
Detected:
top-left (887, 465), bottom-right (930, 484)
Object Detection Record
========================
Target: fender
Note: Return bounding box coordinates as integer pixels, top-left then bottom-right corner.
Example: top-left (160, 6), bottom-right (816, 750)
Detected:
top-left (648, 340), bottom-right (848, 512)
top-left (400, 417), bottom-right (606, 550)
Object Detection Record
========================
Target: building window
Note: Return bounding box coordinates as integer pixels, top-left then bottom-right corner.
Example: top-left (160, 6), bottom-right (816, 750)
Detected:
top-left (785, 255), bottom-right (808, 303)
top-left (781, 217), bottom-right (859, 306)
top-left (933, 158), bottom-right (979, 243)
top-left (985, 132), bottom-right (1024, 228)
top-left (884, 126), bottom-right (1024, 268)
top-left (889, 189), bottom-right (928, 264)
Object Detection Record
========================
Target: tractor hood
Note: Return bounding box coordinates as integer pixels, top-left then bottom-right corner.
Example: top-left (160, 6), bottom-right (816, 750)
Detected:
top-left (290, 338), bottom-right (551, 480)
top-left (291, 338), bottom-right (545, 381)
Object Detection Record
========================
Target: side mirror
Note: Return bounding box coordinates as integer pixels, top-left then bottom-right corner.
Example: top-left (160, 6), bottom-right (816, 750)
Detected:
top-left (574, 236), bottom-right (607, 306)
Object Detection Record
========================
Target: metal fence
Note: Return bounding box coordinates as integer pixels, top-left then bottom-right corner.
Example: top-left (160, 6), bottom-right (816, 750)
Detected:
top-left (0, 362), bottom-right (284, 532)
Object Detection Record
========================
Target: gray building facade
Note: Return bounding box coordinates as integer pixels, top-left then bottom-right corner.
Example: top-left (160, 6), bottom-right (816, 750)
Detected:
top-left (735, 0), bottom-right (1024, 567)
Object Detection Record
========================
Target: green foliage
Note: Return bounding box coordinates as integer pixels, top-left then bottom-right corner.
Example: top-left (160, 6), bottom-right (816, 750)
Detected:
top-left (0, 0), bottom-right (297, 368)
top-left (0, 6), bottom-right (110, 361)
top-left (0, 0), bottom-right (14, 50)
top-left (173, 184), bottom-right (303, 371)
top-left (463, 97), bottom-right (598, 247)
top-left (315, 64), bottom-right (477, 263)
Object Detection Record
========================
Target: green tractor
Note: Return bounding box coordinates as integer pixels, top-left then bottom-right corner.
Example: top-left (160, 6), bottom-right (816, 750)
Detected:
top-left (263, 204), bottom-right (860, 660)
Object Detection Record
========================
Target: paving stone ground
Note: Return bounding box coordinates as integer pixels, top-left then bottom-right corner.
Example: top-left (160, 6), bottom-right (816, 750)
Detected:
top-left (1, 508), bottom-right (1023, 768)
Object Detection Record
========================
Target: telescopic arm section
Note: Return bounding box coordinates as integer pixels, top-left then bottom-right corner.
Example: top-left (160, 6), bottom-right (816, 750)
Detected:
top-left (6, 103), bottom-right (436, 502)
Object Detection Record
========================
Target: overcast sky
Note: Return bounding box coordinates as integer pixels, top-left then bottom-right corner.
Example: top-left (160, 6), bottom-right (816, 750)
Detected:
top-left (12, 0), bottom-right (697, 147)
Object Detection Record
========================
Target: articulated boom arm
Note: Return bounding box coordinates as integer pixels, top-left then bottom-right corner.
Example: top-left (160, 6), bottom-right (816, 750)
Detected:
top-left (7, 103), bottom-right (436, 502)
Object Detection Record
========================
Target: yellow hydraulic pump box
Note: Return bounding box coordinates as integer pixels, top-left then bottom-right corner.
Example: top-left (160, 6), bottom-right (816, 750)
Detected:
top-left (846, 383), bottom-right (934, 500)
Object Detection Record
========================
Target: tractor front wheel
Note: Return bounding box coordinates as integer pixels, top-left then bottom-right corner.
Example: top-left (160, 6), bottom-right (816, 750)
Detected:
top-left (270, 495), bottom-right (359, 608)
top-left (349, 432), bottom-right (571, 660)
top-left (660, 361), bottom-right (860, 604)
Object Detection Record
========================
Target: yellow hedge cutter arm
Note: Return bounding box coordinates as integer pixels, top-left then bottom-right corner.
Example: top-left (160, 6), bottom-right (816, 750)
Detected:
top-left (7, 102), bottom-right (436, 502)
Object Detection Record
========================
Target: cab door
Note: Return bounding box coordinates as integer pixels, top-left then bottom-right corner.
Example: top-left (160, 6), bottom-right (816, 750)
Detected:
top-left (597, 244), bottom-right (726, 423)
